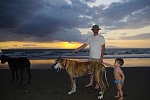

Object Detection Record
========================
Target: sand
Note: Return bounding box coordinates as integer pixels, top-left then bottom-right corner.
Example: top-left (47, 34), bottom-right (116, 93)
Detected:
top-left (0, 67), bottom-right (150, 100)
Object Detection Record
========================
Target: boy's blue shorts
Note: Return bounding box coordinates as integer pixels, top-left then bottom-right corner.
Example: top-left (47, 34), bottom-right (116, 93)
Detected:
top-left (114, 80), bottom-right (122, 84)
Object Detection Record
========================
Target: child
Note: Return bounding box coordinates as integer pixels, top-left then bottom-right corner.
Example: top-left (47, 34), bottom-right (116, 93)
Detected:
top-left (103, 58), bottom-right (125, 100)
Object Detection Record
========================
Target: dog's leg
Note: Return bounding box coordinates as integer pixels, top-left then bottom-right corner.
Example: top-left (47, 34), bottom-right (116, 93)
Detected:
top-left (98, 82), bottom-right (106, 99)
top-left (68, 77), bottom-right (76, 95)
top-left (26, 68), bottom-right (31, 84)
top-left (73, 77), bottom-right (76, 92)
top-left (10, 69), bottom-right (15, 83)
top-left (95, 71), bottom-right (106, 99)
top-left (19, 69), bottom-right (24, 86)
top-left (15, 70), bottom-right (19, 82)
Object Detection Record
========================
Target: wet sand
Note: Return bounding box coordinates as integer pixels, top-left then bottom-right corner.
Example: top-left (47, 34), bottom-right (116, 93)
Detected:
top-left (0, 67), bottom-right (150, 100)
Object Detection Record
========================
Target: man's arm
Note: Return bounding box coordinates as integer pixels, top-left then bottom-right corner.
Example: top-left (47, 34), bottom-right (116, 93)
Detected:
top-left (72, 44), bottom-right (87, 53)
top-left (99, 44), bottom-right (105, 63)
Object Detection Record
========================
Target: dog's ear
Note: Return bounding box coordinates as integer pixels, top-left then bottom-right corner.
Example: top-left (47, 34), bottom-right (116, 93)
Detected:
top-left (61, 58), bottom-right (64, 62)
top-left (0, 50), bottom-right (2, 60)
top-left (0, 54), bottom-right (2, 60)
top-left (59, 55), bottom-right (61, 58)
top-left (0, 55), bottom-right (2, 60)
top-left (0, 50), bottom-right (4, 56)
top-left (0, 53), bottom-right (5, 59)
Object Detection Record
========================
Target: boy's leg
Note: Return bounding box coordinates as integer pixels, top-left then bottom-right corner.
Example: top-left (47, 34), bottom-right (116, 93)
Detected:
top-left (115, 91), bottom-right (120, 98)
top-left (115, 84), bottom-right (120, 98)
top-left (85, 74), bottom-right (93, 87)
top-left (117, 84), bottom-right (124, 99)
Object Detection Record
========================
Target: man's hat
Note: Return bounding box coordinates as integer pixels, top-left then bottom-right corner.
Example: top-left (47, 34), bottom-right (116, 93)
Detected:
top-left (91, 25), bottom-right (101, 30)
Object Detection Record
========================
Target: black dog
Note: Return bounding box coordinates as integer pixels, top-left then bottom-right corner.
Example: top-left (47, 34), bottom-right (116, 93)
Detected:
top-left (0, 55), bottom-right (31, 86)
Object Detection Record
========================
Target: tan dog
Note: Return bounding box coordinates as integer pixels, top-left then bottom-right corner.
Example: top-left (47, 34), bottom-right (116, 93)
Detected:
top-left (52, 57), bottom-right (109, 99)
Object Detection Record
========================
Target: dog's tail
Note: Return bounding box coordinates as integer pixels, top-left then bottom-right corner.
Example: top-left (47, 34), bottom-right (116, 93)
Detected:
top-left (104, 70), bottom-right (109, 88)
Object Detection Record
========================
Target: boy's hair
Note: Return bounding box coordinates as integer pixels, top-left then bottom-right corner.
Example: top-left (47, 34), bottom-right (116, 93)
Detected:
top-left (115, 58), bottom-right (124, 66)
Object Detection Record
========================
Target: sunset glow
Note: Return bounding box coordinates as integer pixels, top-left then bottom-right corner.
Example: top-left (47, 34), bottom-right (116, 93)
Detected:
top-left (0, 39), bottom-right (150, 49)
top-left (0, 41), bottom-right (83, 49)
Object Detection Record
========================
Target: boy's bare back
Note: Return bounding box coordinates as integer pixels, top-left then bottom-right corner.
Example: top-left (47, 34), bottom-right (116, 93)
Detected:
top-left (114, 67), bottom-right (124, 82)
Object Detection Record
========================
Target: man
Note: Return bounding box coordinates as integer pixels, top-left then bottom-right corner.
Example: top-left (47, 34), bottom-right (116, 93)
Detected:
top-left (72, 25), bottom-right (105, 89)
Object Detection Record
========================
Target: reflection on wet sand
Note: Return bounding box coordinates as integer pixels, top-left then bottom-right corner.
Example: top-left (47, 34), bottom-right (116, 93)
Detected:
top-left (0, 58), bottom-right (150, 69)
top-left (30, 58), bottom-right (150, 67)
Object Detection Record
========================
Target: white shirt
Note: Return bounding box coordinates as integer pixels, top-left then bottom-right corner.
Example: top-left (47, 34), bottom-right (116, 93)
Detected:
top-left (85, 34), bottom-right (105, 59)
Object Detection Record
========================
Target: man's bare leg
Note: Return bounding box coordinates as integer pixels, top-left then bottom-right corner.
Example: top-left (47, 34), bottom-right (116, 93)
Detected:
top-left (95, 83), bottom-right (99, 89)
top-left (85, 74), bottom-right (93, 87)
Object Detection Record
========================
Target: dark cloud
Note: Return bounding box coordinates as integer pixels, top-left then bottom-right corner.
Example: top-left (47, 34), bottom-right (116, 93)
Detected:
top-left (120, 33), bottom-right (150, 40)
top-left (0, 0), bottom-right (150, 42)
top-left (0, 27), bottom-right (92, 42)
top-left (101, 0), bottom-right (150, 29)
top-left (0, 0), bottom-right (43, 28)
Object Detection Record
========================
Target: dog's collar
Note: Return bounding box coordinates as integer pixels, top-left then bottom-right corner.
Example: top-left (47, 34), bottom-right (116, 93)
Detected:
top-left (64, 59), bottom-right (68, 67)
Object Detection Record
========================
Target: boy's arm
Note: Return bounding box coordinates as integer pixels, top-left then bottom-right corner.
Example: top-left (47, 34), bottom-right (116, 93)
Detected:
top-left (120, 69), bottom-right (125, 84)
top-left (103, 62), bottom-right (114, 68)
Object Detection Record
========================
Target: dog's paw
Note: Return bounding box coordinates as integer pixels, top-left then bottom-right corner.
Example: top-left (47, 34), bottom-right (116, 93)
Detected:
top-left (68, 90), bottom-right (76, 95)
top-left (68, 91), bottom-right (72, 95)
top-left (98, 95), bottom-right (103, 99)
top-left (68, 91), bottom-right (74, 95)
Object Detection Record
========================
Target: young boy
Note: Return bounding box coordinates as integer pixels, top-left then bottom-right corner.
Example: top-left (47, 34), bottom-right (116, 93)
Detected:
top-left (103, 58), bottom-right (125, 100)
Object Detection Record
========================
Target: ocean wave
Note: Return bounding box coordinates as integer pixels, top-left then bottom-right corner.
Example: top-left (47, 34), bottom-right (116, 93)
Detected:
top-left (0, 48), bottom-right (150, 59)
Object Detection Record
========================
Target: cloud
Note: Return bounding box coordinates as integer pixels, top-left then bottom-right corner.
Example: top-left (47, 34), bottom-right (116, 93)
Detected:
top-left (106, 45), bottom-right (119, 48)
top-left (101, 0), bottom-right (150, 29)
top-left (120, 33), bottom-right (150, 40)
top-left (0, 0), bottom-right (150, 43)
top-left (0, 0), bottom-right (43, 28)
top-left (13, 45), bottom-right (18, 47)
top-left (23, 44), bottom-right (37, 46)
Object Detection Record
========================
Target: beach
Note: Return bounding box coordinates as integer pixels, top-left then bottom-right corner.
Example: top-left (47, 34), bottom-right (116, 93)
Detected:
top-left (0, 66), bottom-right (150, 100)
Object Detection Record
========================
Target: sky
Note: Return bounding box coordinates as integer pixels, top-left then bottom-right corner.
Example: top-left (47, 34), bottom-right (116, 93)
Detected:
top-left (0, 0), bottom-right (150, 49)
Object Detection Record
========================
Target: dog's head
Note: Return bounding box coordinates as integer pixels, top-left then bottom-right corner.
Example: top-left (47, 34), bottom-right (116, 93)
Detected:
top-left (52, 56), bottom-right (65, 72)
top-left (0, 55), bottom-right (10, 64)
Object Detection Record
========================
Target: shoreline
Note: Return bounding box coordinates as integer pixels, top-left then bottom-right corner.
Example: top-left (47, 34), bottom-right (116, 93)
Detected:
top-left (1, 58), bottom-right (150, 69)
top-left (0, 67), bottom-right (150, 100)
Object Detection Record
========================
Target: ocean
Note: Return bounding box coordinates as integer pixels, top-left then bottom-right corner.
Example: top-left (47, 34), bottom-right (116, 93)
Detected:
top-left (0, 48), bottom-right (150, 69)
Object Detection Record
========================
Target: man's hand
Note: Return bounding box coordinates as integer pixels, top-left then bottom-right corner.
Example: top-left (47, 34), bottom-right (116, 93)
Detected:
top-left (72, 49), bottom-right (77, 54)
top-left (99, 58), bottom-right (103, 63)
